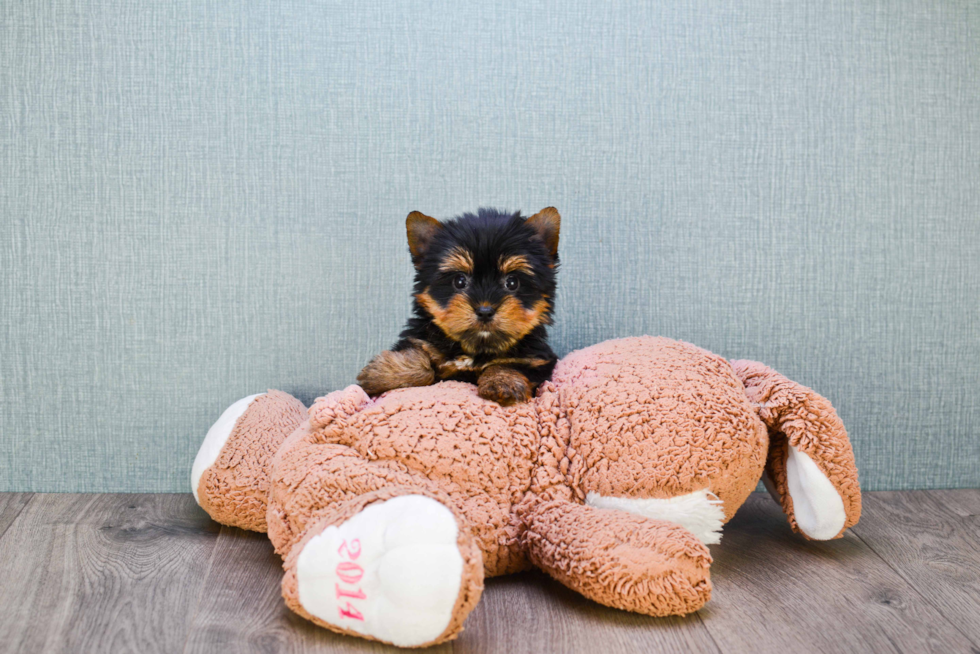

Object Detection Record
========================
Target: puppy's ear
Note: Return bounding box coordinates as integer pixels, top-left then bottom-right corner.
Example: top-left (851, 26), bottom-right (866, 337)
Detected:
top-left (526, 207), bottom-right (561, 258)
top-left (406, 211), bottom-right (442, 266)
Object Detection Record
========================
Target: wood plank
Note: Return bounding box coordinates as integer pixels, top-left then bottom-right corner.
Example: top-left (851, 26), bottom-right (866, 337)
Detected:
top-left (698, 493), bottom-right (976, 654)
top-left (4, 491), bottom-right (979, 654)
top-left (183, 525), bottom-right (434, 654)
top-left (0, 493), bottom-right (219, 654)
top-left (0, 492), bottom-right (33, 539)
top-left (185, 525), bottom-right (718, 654)
top-left (851, 489), bottom-right (980, 648)
top-left (452, 571), bottom-right (720, 654)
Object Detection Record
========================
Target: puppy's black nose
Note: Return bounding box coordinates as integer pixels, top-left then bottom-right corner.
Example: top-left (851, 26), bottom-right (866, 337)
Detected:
top-left (475, 304), bottom-right (495, 322)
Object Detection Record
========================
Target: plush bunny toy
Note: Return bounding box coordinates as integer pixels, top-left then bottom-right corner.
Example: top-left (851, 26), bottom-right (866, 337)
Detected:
top-left (191, 336), bottom-right (860, 648)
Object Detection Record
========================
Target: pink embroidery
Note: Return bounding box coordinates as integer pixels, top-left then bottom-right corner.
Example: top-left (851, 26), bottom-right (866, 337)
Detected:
top-left (336, 583), bottom-right (367, 600)
top-left (336, 561), bottom-right (364, 585)
top-left (336, 538), bottom-right (366, 621)
top-left (338, 602), bottom-right (365, 621)
top-left (338, 538), bottom-right (362, 559)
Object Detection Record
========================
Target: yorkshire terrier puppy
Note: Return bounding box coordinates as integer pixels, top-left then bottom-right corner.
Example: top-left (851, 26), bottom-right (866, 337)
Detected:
top-left (357, 207), bottom-right (561, 405)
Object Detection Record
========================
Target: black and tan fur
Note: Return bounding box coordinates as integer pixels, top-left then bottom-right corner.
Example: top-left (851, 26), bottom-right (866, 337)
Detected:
top-left (357, 207), bottom-right (561, 405)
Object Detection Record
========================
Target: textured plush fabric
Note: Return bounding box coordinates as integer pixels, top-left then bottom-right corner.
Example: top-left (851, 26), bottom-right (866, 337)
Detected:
top-left (521, 499), bottom-right (712, 616)
top-left (196, 390), bottom-right (306, 531)
top-left (2, 0), bottom-right (979, 492)
top-left (193, 336), bottom-right (861, 644)
top-left (732, 360), bottom-right (861, 539)
top-left (269, 383), bottom-right (540, 577)
top-left (548, 338), bottom-right (767, 520)
top-left (279, 486), bottom-right (486, 647)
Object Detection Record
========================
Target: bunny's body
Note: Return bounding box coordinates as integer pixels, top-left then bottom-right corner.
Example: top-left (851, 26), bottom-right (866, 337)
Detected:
top-left (192, 336), bottom-right (861, 648)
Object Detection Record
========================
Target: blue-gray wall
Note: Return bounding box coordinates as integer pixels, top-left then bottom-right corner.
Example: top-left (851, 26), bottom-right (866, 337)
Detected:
top-left (2, 0), bottom-right (978, 492)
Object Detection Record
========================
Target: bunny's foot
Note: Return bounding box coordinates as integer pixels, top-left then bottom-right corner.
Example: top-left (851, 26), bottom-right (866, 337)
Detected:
top-left (192, 390), bottom-right (307, 531)
top-left (282, 492), bottom-right (484, 648)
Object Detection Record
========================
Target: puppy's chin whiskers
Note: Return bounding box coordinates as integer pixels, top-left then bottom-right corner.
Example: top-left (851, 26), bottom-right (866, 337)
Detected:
top-left (455, 328), bottom-right (522, 355)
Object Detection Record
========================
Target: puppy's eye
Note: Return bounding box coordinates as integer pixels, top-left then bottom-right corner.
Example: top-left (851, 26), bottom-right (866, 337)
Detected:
top-left (504, 275), bottom-right (520, 291)
top-left (453, 274), bottom-right (468, 290)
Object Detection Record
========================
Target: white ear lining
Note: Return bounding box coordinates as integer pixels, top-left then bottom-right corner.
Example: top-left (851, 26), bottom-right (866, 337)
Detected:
top-left (784, 445), bottom-right (847, 540)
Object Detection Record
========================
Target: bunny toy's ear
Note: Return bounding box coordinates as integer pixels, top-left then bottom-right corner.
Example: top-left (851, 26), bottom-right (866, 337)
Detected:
top-left (731, 360), bottom-right (861, 540)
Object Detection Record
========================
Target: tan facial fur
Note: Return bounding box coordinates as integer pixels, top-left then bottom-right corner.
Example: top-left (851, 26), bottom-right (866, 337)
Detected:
top-left (418, 291), bottom-right (551, 354)
top-left (439, 248), bottom-right (475, 274)
top-left (490, 296), bottom-right (551, 350)
top-left (417, 292), bottom-right (479, 346)
top-left (498, 254), bottom-right (534, 276)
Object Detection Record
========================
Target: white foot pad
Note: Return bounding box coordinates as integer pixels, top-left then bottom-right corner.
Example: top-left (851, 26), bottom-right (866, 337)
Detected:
top-left (191, 393), bottom-right (264, 503)
top-left (296, 495), bottom-right (464, 647)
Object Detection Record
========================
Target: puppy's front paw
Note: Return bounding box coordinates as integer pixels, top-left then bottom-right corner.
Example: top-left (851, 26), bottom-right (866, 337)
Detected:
top-left (477, 366), bottom-right (532, 406)
top-left (357, 349), bottom-right (435, 396)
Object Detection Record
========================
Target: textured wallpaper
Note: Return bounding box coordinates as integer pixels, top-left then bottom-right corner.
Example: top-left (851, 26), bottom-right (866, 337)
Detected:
top-left (1, 0), bottom-right (978, 492)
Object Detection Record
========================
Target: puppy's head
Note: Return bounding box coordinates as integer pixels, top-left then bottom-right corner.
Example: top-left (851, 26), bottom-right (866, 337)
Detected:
top-left (407, 207), bottom-right (560, 354)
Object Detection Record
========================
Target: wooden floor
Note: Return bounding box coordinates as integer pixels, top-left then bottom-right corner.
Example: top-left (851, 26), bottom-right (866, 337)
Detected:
top-left (0, 491), bottom-right (978, 654)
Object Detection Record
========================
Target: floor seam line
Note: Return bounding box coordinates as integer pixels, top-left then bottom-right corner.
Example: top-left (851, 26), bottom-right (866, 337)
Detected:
top-left (850, 526), bottom-right (980, 650)
top-left (0, 493), bottom-right (36, 542)
top-left (179, 516), bottom-right (225, 654)
top-left (693, 609), bottom-right (726, 653)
